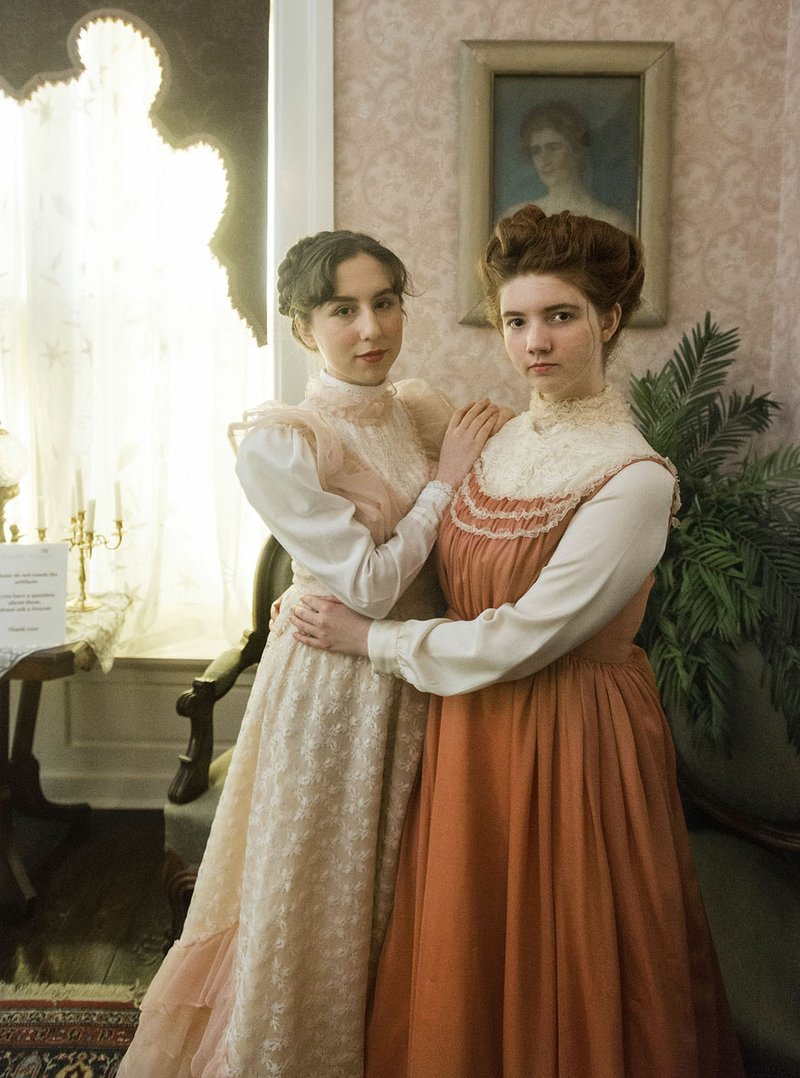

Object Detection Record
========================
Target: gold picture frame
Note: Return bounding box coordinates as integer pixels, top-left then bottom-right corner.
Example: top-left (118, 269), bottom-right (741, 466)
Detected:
top-left (457, 40), bottom-right (675, 327)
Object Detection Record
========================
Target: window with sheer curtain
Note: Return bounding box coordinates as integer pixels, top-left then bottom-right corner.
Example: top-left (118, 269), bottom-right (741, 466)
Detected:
top-left (0, 14), bottom-right (272, 658)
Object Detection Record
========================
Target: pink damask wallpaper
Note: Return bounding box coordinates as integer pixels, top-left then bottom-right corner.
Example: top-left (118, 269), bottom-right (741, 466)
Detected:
top-left (333, 0), bottom-right (799, 438)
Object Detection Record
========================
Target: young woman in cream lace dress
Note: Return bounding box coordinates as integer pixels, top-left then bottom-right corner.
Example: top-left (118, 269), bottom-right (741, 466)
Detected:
top-left (117, 230), bottom-right (500, 1078)
top-left (293, 208), bottom-right (745, 1078)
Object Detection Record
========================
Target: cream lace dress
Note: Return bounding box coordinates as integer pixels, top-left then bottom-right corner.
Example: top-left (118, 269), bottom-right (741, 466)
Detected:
top-left (118, 373), bottom-right (454, 1078)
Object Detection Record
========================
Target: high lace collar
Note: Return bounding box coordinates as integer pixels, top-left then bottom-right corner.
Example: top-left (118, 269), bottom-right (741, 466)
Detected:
top-left (527, 385), bottom-right (633, 431)
top-left (317, 369), bottom-right (393, 397)
top-left (304, 371), bottom-right (398, 422)
top-left (476, 381), bottom-right (672, 506)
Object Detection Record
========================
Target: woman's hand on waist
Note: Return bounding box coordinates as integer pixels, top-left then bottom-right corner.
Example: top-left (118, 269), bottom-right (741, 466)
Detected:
top-left (290, 595), bottom-right (372, 656)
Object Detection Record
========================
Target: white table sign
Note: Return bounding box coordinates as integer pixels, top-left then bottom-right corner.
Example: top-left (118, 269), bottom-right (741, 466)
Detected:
top-left (0, 543), bottom-right (69, 649)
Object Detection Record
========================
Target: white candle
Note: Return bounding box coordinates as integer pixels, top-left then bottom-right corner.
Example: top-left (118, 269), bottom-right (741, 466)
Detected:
top-left (35, 446), bottom-right (44, 498)
top-left (114, 480), bottom-right (123, 521)
top-left (70, 488), bottom-right (77, 520)
top-left (86, 498), bottom-right (96, 533)
top-left (36, 496), bottom-right (46, 531)
top-left (75, 468), bottom-right (85, 512)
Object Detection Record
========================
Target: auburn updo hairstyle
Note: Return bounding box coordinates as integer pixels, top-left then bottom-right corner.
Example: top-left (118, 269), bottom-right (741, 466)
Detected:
top-left (479, 204), bottom-right (645, 354)
top-left (276, 230), bottom-right (413, 348)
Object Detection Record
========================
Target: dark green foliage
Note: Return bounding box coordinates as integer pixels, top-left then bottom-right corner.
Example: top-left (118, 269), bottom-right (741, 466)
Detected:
top-left (630, 314), bottom-right (800, 750)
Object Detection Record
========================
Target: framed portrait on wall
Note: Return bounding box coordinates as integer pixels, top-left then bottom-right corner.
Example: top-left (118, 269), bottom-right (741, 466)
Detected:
top-left (457, 41), bottom-right (675, 328)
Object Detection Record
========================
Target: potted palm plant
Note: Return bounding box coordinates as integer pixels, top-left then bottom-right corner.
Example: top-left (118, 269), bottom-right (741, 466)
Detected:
top-left (628, 313), bottom-right (800, 752)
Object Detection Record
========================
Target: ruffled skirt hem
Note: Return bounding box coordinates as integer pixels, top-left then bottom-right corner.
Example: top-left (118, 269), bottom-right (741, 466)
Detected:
top-left (117, 923), bottom-right (238, 1078)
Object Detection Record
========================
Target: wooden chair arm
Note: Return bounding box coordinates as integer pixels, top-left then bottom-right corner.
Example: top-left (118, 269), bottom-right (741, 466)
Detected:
top-left (167, 628), bottom-right (266, 805)
top-left (167, 533), bottom-right (292, 807)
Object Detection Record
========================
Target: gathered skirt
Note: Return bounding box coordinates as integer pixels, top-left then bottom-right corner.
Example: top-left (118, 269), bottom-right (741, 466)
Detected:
top-left (366, 646), bottom-right (744, 1077)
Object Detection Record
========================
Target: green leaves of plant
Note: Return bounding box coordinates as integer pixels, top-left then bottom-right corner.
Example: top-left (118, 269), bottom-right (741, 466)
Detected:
top-left (630, 314), bottom-right (800, 750)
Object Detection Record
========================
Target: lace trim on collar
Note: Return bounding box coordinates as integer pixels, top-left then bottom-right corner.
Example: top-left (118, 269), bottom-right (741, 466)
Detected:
top-left (451, 454), bottom-right (677, 540)
top-left (527, 385), bottom-right (632, 430)
top-left (452, 381), bottom-right (681, 538)
top-left (227, 374), bottom-right (402, 449)
top-left (478, 395), bottom-right (658, 503)
top-left (304, 374), bottom-right (397, 422)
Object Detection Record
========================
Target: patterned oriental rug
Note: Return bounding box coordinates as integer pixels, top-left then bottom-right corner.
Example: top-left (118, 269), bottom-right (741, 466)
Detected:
top-left (0, 983), bottom-right (139, 1077)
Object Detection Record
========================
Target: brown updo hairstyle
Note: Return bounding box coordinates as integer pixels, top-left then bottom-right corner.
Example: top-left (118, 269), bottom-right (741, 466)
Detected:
top-left (479, 204), bottom-right (645, 358)
top-left (277, 229), bottom-right (413, 349)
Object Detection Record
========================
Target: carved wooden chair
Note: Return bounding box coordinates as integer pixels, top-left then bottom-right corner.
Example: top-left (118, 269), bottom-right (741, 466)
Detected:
top-left (674, 644), bottom-right (800, 1078)
top-left (162, 534), bottom-right (293, 943)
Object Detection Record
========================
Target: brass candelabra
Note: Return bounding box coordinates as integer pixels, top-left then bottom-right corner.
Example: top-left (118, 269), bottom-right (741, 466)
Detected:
top-left (38, 509), bottom-right (125, 613)
top-left (69, 510), bottom-right (124, 613)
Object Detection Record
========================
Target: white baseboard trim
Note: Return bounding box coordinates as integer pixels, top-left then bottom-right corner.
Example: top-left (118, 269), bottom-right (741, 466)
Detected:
top-left (36, 771), bottom-right (176, 811)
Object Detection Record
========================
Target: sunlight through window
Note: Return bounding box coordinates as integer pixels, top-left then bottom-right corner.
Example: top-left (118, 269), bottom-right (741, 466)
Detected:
top-left (0, 17), bottom-right (271, 658)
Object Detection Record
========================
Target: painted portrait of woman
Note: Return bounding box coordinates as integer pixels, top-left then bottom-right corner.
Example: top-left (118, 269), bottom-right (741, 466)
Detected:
top-left (493, 78), bottom-right (640, 233)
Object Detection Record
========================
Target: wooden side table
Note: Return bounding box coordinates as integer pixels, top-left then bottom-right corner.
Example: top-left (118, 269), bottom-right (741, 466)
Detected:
top-left (0, 640), bottom-right (97, 917)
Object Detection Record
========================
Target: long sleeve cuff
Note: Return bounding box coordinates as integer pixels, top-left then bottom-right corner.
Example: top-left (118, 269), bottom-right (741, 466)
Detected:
top-left (367, 619), bottom-right (405, 675)
top-left (424, 479), bottom-right (456, 503)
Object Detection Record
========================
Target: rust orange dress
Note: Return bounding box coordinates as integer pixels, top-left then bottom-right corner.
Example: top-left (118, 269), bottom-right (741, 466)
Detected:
top-left (365, 390), bottom-right (744, 1078)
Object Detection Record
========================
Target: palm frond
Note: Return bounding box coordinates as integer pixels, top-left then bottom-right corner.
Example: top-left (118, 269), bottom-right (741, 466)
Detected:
top-left (678, 391), bottom-right (778, 480)
top-left (668, 313), bottom-right (741, 405)
top-left (630, 314), bottom-right (742, 464)
top-left (632, 313), bottom-right (800, 749)
top-left (736, 446), bottom-right (800, 509)
top-left (628, 369), bottom-right (684, 457)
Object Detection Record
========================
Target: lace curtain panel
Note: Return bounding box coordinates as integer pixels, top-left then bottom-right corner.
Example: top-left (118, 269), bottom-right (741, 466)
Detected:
top-left (0, 0), bottom-right (270, 344)
top-left (0, 11), bottom-right (272, 658)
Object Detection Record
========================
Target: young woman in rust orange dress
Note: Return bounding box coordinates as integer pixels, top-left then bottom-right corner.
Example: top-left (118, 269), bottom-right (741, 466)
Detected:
top-left (291, 206), bottom-right (744, 1077)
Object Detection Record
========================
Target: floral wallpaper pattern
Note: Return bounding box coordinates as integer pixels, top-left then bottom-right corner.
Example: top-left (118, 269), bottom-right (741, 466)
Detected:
top-left (772, 0), bottom-right (800, 444)
top-left (334, 0), bottom-right (798, 436)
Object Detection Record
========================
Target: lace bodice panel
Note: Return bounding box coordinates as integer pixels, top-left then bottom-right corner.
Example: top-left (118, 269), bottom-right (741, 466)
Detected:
top-left (477, 386), bottom-right (675, 505)
top-left (320, 388), bottom-right (433, 519)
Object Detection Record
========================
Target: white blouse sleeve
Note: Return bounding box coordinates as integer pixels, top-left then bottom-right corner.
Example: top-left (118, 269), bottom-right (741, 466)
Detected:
top-left (367, 460), bottom-right (674, 694)
top-left (235, 425), bottom-right (453, 619)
